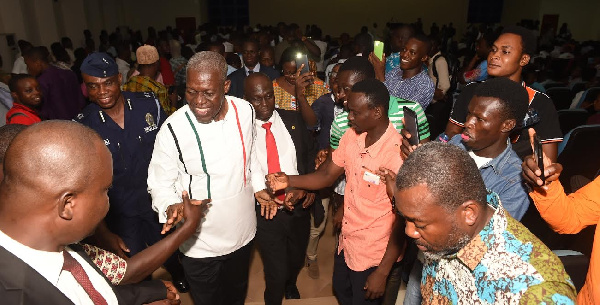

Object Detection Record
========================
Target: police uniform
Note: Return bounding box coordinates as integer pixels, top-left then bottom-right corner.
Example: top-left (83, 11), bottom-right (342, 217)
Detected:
top-left (75, 91), bottom-right (166, 254)
top-left (76, 52), bottom-right (188, 290)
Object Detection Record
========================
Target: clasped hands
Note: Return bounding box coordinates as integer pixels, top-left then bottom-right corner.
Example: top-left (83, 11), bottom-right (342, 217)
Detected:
top-left (162, 191), bottom-right (210, 235)
top-left (257, 173), bottom-right (315, 219)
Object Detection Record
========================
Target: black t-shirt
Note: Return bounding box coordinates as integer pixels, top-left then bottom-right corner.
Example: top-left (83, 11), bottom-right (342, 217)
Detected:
top-left (449, 81), bottom-right (562, 159)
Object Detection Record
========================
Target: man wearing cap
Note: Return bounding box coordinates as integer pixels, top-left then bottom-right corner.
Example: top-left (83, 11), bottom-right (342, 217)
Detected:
top-left (123, 45), bottom-right (176, 115)
top-left (74, 52), bottom-right (189, 292)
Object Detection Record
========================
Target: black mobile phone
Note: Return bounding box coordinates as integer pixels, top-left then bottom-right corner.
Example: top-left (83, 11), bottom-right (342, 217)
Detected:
top-left (403, 106), bottom-right (419, 146)
top-left (295, 53), bottom-right (310, 74)
top-left (533, 134), bottom-right (545, 182)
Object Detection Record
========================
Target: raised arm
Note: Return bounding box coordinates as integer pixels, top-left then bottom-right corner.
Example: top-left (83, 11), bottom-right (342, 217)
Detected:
top-left (266, 153), bottom-right (344, 193)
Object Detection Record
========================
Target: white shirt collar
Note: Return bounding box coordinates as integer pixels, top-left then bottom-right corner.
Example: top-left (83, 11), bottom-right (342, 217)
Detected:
top-left (256, 109), bottom-right (278, 126)
top-left (0, 229), bottom-right (64, 285)
top-left (245, 63), bottom-right (261, 75)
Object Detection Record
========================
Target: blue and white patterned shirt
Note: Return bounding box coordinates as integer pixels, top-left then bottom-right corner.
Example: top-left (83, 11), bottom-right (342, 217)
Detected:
top-left (385, 52), bottom-right (401, 74)
top-left (384, 68), bottom-right (434, 110)
top-left (421, 193), bottom-right (577, 304)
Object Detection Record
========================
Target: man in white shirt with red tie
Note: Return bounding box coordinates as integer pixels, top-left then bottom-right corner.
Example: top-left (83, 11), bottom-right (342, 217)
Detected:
top-left (147, 51), bottom-right (266, 305)
top-left (0, 121), bottom-right (176, 305)
top-left (244, 72), bottom-right (316, 304)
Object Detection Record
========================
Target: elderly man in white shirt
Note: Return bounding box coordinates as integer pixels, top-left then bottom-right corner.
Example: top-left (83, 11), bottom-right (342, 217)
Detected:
top-left (147, 51), bottom-right (266, 305)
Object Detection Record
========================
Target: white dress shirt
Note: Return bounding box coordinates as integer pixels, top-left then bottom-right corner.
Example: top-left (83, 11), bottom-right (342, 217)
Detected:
top-left (245, 63), bottom-right (261, 76)
top-left (254, 110), bottom-right (299, 193)
top-left (148, 96), bottom-right (263, 258)
top-left (0, 230), bottom-right (118, 305)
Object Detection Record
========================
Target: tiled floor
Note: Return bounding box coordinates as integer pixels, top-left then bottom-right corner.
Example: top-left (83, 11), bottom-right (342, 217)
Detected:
top-left (154, 209), bottom-right (405, 304)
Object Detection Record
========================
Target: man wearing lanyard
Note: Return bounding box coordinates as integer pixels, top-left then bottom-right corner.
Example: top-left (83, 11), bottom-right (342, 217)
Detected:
top-left (148, 51), bottom-right (266, 305)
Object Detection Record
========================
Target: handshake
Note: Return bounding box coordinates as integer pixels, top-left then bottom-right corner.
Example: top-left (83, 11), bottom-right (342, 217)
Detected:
top-left (254, 172), bottom-right (315, 219)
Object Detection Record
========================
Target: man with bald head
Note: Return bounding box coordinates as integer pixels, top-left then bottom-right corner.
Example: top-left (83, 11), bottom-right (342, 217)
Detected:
top-left (0, 121), bottom-right (177, 304)
top-left (148, 51), bottom-right (266, 305)
top-left (244, 72), bottom-right (317, 304)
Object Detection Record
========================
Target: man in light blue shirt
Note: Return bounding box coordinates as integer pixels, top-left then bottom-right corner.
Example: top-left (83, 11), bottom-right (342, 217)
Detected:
top-left (400, 78), bottom-right (533, 304)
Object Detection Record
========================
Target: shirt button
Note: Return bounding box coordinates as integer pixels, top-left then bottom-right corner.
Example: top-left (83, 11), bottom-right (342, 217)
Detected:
top-left (367, 185), bottom-right (370, 187)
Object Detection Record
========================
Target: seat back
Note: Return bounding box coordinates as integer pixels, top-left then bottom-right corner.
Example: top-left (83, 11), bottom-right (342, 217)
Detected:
top-left (547, 87), bottom-right (575, 110)
top-left (557, 109), bottom-right (590, 136)
top-left (574, 87), bottom-right (600, 109)
top-left (557, 124), bottom-right (600, 193)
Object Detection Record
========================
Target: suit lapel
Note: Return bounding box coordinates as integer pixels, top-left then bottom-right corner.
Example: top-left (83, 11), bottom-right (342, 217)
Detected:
top-left (0, 246), bottom-right (75, 305)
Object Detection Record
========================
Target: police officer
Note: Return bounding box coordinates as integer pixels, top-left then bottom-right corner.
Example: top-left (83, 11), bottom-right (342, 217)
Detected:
top-left (75, 52), bottom-right (188, 291)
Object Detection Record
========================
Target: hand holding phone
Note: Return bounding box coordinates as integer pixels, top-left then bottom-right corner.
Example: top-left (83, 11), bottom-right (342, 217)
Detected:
top-left (403, 106), bottom-right (419, 146)
top-left (295, 53), bottom-right (310, 75)
top-left (374, 41), bottom-right (384, 61)
top-left (533, 133), bottom-right (545, 182)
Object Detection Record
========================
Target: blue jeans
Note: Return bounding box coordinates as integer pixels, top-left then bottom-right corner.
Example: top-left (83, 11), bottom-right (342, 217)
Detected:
top-left (403, 260), bottom-right (423, 305)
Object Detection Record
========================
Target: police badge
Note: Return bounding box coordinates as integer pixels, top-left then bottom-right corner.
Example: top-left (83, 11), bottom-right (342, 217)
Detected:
top-left (145, 113), bottom-right (155, 126)
top-left (144, 113), bottom-right (158, 133)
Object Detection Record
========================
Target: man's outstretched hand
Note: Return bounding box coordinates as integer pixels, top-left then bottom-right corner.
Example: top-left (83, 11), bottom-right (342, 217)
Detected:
top-left (255, 189), bottom-right (281, 219)
top-left (265, 172), bottom-right (289, 194)
top-left (162, 191), bottom-right (210, 234)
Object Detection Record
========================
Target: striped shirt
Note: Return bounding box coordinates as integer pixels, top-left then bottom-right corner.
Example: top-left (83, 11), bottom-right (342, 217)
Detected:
top-left (148, 97), bottom-right (260, 258)
top-left (384, 68), bottom-right (435, 110)
top-left (330, 96), bottom-right (430, 149)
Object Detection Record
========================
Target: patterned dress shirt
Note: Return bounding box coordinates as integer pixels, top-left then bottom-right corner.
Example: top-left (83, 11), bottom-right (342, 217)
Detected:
top-left (273, 78), bottom-right (329, 111)
top-left (122, 75), bottom-right (175, 115)
top-left (384, 68), bottom-right (434, 110)
top-left (421, 192), bottom-right (577, 304)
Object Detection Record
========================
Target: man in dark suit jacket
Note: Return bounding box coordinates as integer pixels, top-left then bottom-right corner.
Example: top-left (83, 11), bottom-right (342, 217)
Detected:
top-left (0, 121), bottom-right (178, 305)
top-left (245, 73), bottom-right (320, 305)
top-left (228, 39), bottom-right (280, 99)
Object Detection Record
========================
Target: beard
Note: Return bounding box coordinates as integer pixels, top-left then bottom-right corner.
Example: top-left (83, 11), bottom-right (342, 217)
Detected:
top-left (421, 221), bottom-right (472, 261)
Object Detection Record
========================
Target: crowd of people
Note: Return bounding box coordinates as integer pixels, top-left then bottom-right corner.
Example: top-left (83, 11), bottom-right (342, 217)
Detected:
top-left (0, 17), bottom-right (599, 305)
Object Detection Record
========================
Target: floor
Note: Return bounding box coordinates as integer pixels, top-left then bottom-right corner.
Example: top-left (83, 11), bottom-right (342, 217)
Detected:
top-left (154, 209), bottom-right (406, 304)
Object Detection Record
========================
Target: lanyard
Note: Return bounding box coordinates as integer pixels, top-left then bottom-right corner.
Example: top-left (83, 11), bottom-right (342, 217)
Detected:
top-left (230, 100), bottom-right (247, 187)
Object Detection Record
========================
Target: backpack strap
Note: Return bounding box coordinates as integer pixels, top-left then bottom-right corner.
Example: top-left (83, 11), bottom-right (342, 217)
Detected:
top-left (432, 54), bottom-right (442, 88)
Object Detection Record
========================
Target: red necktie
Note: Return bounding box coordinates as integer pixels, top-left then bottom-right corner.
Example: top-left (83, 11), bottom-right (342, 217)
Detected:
top-left (262, 122), bottom-right (286, 201)
top-left (62, 251), bottom-right (109, 305)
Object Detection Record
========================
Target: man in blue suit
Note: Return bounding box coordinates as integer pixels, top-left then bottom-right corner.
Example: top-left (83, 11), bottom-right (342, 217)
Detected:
top-left (228, 39), bottom-right (280, 98)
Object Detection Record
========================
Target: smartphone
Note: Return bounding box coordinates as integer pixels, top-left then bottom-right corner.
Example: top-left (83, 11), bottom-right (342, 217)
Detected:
top-left (533, 134), bottom-right (545, 182)
top-left (295, 53), bottom-right (310, 74)
top-left (374, 41), bottom-right (384, 60)
top-left (403, 106), bottom-right (419, 146)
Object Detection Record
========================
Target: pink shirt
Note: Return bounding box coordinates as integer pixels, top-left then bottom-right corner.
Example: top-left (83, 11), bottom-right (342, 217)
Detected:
top-left (332, 122), bottom-right (403, 271)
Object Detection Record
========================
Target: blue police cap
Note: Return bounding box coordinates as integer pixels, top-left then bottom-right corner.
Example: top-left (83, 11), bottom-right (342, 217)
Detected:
top-left (80, 52), bottom-right (119, 78)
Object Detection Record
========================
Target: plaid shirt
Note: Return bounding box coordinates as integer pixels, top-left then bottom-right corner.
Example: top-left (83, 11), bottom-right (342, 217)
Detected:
top-left (122, 75), bottom-right (175, 115)
top-left (273, 78), bottom-right (329, 111)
